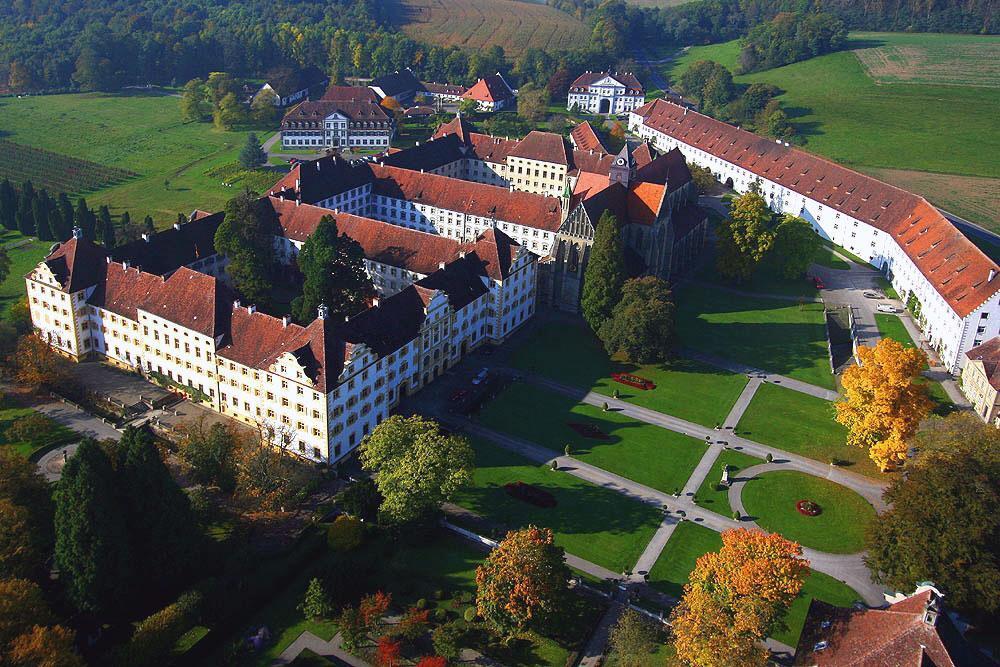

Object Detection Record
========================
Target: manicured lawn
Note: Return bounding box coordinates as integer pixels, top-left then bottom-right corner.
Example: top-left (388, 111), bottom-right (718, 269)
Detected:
top-left (0, 399), bottom-right (76, 458)
top-left (735, 383), bottom-right (883, 478)
top-left (775, 571), bottom-right (860, 648)
top-left (692, 449), bottom-right (763, 515)
top-left (741, 471), bottom-right (876, 554)
top-left (478, 383), bottom-right (708, 495)
top-left (812, 247), bottom-right (851, 271)
top-left (452, 438), bottom-right (663, 573)
top-left (1, 233), bottom-right (49, 318)
top-left (0, 91), bottom-right (269, 226)
top-left (875, 314), bottom-right (915, 347)
top-left (675, 284), bottom-right (835, 390)
top-left (646, 521), bottom-right (722, 598)
top-left (510, 321), bottom-right (749, 427)
top-left (695, 245), bottom-right (820, 299)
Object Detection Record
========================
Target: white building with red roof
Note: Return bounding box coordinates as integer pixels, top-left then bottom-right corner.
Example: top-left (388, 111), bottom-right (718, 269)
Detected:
top-left (567, 71), bottom-right (645, 115)
top-left (461, 73), bottom-right (516, 112)
top-left (630, 97), bottom-right (1000, 373)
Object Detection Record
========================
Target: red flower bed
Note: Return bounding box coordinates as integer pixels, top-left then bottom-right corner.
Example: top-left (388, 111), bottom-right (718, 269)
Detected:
top-left (796, 500), bottom-right (822, 516)
top-left (567, 422), bottom-right (609, 440)
top-left (611, 372), bottom-right (656, 390)
top-left (504, 481), bottom-right (557, 508)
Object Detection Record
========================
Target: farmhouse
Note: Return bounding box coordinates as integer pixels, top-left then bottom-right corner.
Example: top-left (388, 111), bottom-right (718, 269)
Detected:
top-left (567, 71), bottom-right (645, 115)
top-left (26, 201), bottom-right (538, 465)
top-left (256, 66), bottom-right (329, 108)
top-left (369, 68), bottom-right (422, 105)
top-left (421, 82), bottom-right (465, 104)
top-left (461, 73), bottom-right (516, 112)
top-left (321, 85), bottom-right (379, 103)
top-left (630, 97), bottom-right (1000, 374)
top-left (960, 337), bottom-right (1000, 425)
top-left (279, 100), bottom-right (395, 150)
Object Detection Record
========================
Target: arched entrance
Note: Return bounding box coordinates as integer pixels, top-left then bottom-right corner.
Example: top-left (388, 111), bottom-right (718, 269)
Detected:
top-left (598, 98), bottom-right (611, 114)
top-left (725, 177), bottom-right (735, 189)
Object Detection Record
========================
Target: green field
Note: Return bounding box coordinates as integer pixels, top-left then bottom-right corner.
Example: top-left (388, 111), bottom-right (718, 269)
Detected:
top-left (510, 321), bottom-right (749, 427)
top-left (0, 91), bottom-right (270, 226)
top-left (667, 32), bottom-right (1000, 231)
top-left (452, 437), bottom-right (663, 572)
top-left (478, 383), bottom-right (708, 495)
top-left (675, 285), bottom-right (834, 389)
top-left (692, 449), bottom-right (763, 515)
top-left (734, 383), bottom-right (883, 477)
top-left (1, 231), bottom-right (49, 318)
top-left (0, 398), bottom-right (76, 458)
top-left (741, 471), bottom-right (876, 554)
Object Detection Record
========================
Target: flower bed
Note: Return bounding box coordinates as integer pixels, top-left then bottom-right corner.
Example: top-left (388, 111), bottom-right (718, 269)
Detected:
top-left (796, 500), bottom-right (822, 516)
top-left (504, 481), bottom-right (557, 508)
top-left (611, 373), bottom-right (656, 390)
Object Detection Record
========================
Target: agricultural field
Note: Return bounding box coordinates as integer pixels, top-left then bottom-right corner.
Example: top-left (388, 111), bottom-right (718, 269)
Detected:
top-left (668, 33), bottom-right (1000, 232)
top-left (0, 91), bottom-right (267, 228)
top-left (0, 140), bottom-right (137, 195)
top-left (389, 0), bottom-right (591, 56)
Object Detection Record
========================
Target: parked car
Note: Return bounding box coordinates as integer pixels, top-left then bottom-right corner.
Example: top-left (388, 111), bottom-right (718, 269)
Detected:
top-left (863, 291), bottom-right (880, 299)
top-left (876, 303), bottom-right (897, 313)
top-left (472, 368), bottom-right (489, 385)
top-left (812, 276), bottom-right (825, 289)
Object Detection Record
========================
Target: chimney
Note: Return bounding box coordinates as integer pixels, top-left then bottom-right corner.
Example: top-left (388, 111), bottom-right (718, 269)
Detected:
top-left (372, 297), bottom-right (380, 307)
top-left (72, 226), bottom-right (83, 240)
top-left (106, 256), bottom-right (111, 264)
top-left (122, 260), bottom-right (129, 270)
top-left (990, 269), bottom-right (996, 282)
top-left (142, 233), bottom-right (151, 242)
top-left (233, 299), bottom-right (241, 309)
top-left (173, 222), bottom-right (182, 231)
top-left (282, 315), bottom-right (291, 327)
top-left (295, 178), bottom-right (300, 189)
top-left (416, 141), bottom-right (420, 147)
top-left (317, 303), bottom-right (329, 320)
top-left (683, 107), bottom-right (688, 115)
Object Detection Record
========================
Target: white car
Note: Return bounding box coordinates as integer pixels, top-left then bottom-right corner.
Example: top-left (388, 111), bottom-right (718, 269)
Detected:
top-left (472, 368), bottom-right (489, 385)
top-left (876, 303), bottom-right (897, 313)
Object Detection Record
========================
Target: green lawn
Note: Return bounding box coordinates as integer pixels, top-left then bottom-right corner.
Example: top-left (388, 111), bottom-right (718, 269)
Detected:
top-left (0, 91), bottom-right (269, 226)
top-left (478, 383), bottom-right (708, 495)
top-left (510, 321), bottom-right (749, 427)
top-left (675, 284), bottom-right (835, 390)
top-left (452, 437), bottom-right (663, 573)
top-left (0, 398), bottom-right (76, 458)
top-left (812, 247), bottom-right (851, 271)
top-left (694, 244), bottom-right (821, 300)
top-left (741, 471), bottom-right (876, 554)
top-left (1, 233), bottom-right (50, 318)
top-left (692, 449), bottom-right (763, 515)
top-left (735, 383), bottom-right (882, 478)
top-left (646, 521), bottom-right (722, 598)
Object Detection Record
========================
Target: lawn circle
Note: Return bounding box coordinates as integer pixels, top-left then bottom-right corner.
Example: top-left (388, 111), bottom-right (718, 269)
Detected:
top-left (741, 470), bottom-right (875, 554)
top-left (796, 500), bottom-right (822, 516)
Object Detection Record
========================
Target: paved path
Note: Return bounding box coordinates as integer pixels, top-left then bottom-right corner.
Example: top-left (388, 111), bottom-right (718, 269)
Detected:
top-left (578, 602), bottom-right (624, 667)
top-left (724, 376), bottom-right (764, 428)
top-left (272, 630), bottom-right (369, 666)
top-left (632, 517), bottom-right (680, 578)
top-left (681, 350), bottom-right (840, 401)
top-left (896, 312), bottom-right (970, 408)
top-left (681, 445), bottom-right (724, 497)
top-left (35, 443), bottom-right (80, 482)
top-left (33, 399), bottom-right (122, 441)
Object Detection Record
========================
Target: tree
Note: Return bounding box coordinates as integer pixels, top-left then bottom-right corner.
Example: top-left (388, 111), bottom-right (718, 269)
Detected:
top-left (701, 68), bottom-right (735, 115)
top-left (179, 418), bottom-right (236, 491)
top-left (0, 501), bottom-right (43, 580)
top-left (517, 84), bottom-right (549, 124)
top-left (768, 215), bottom-right (821, 278)
top-left (0, 578), bottom-right (54, 649)
top-left (835, 338), bottom-right (932, 470)
top-left (715, 185), bottom-right (775, 283)
top-left (34, 201), bottom-right (54, 242)
top-left (239, 133), bottom-right (266, 169)
top-left (598, 276), bottom-right (675, 364)
top-left (233, 421), bottom-right (303, 510)
top-left (0, 245), bottom-right (9, 287)
top-left (180, 78), bottom-right (212, 122)
top-left (581, 210), bottom-right (625, 332)
top-left (0, 179), bottom-right (16, 230)
top-left (360, 590), bottom-right (392, 632)
top-left (98, 205), bottom-right (115, 249)
top-left (458, 98), bottom-right (479, 116)
top-left (6, 624), bottom-right (83, 667)
top-left (299, 577), bottom-right (333, 620)
top-left (54, 193), bottom-right (74, 241)
top-left (432, 622), bottom-right (463, 660)
top-left (213, 92), bottom-right (245, 130)
top-left (475, 526), bottom-right (569, 640)
top-left (214, 192), bottom-right (275, 308)
top-left (689, 164), bottom-right (717, 194)
top-left (250, 90), bottom-right (280, 124)
top-left (395, 606), bottom-right (431, 642)
top-left (11, 335), bottom-right (72, 390)
top-left (292, 215), bottom-right (370, 323)
top-left (327, 514), bottom-right (363, 552)
top-left (416, 657), bottom-right (448, 667)
top-left (380, 96), bottom-right (404, 122)
top-left (74, 197), bottom-right (95, 240)
top-left (607, 610), bottom-right (658, 667)
top-left (376, 636), bottom-right (402, 667)
top-left (670, 529), bottom-right (809, 667)
top-left (360, 415), bottom-right (473, 525)
top-left (339, 477), bottom-right (381, 522)
top-left (113, 592), bottom-right (201, 667)
top-left (865, 413), bottom-right (999, 619)
top-left (0, 449), bottom-right (54, 574)
top-left (54, 438), bottom-right (132, 613)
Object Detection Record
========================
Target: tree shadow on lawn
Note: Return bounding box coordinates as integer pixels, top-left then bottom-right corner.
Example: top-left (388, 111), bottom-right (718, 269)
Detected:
top-left (679, 319), bottom-right (830, 380)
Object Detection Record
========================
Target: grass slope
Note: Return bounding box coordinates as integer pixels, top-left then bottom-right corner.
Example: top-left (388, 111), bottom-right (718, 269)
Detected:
top-left (741, 470), bottom-right (876, 553)
top-left (478, 383), bottom-right (708, 495)
top-left (510, 321), bottom-right (749, 427)
top-left (0, 91), bottom-right (265, 226)
top-left (452, 437), bottom-right (663, 572)
top-left (1, 231), bottom-right (49, 318)
top-left (675, 284), bottom-right (834, 389)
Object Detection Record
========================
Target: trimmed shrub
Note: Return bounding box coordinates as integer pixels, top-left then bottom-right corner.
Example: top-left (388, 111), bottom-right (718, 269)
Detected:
top-left (327, 514), bottom-right (363, 552)
top-left (463, 607), bottom-right (476, 623)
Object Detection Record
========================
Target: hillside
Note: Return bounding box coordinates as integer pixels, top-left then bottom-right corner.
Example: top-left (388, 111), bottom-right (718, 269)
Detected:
top-left (389, 0), bottom-right (592, 56)
top-left (667, 32), bottom-right (1000, 232)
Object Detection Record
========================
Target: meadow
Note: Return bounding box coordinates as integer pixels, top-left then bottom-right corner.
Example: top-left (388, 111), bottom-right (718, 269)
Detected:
top-left (0, 91), bottom-right (266, 227)
top-left (390, 0), bottom-right (591, 56)
top-left (667, 32), bottom-right (1000, 231)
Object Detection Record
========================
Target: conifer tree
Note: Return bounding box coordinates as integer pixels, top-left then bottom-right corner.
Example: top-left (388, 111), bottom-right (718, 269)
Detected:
top-left (54, 439), bottom-right (132, 613)
top-left (48, 207), bottom-right (67, 242)
top-left (0, 179), bottom-right (15, 230)
top-left (214, 191), bottom-right (275, 308)
top-left (144, 215), bottom-right (155, 233)
top-left (98, 205), bottom-right (115, 249)
top-left (56, 192), bottom-right (74, 239)
top-left (35, 198), bottom-right (54, 242)
top-left (292, 215), bottom-right (369, 323)
top-left (581, 210), bottom-right (625, 332)
top-left (16, 181), bottom-right (35, 236)
top-left (74, 198), bottom-right (95, 239)
top-left (239, 132), bottom-right (266, 168)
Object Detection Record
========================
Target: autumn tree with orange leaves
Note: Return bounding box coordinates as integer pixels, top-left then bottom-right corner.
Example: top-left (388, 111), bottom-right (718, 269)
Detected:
top-left (475, 526), bottom-right (570, 641)
top-left (835, 338), bottom-right (933, 471)
top-left (10, 335), bottom-right (73, 391)
top-left (670, 529), bottom-right (809, 667)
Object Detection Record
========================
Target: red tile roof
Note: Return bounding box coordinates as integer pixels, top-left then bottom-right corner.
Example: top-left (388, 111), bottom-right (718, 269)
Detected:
top-left (281, 99), bottom-right (390, 127)
top-left (459, 227), bottom-right (520, 281)
top-left (461, 74), bottom-right (515, 104)
top-left (570, 122), bottom-right (609, 154)
top-left (467, 133), bottom-right (519, 163)
top-left (137, 267), bottom-right (234, 337)
top-left (634, 98), bottom-right (1000, 318)
top-left (965, 337), bottom-right (1000, 390)
top-left (42, 237), bottom-right (108, 293)
top-left (508, 131), bottom-right (569, 165)
top-left (422, 82), bottom-right (466, 96)
top-left (569, 71), bottom-right (643, 94)
top-left (320, 85), bottom-right (378, 102)
top-left (432, 114), bottom-right (480, 143)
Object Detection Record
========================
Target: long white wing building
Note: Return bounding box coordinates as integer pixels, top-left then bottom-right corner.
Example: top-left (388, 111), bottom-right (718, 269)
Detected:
top-left (630, 98), bottom-right (1000, 374)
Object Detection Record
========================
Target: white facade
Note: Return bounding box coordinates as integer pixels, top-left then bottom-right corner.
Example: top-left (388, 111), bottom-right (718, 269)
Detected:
top-left (281, 110), bottom-right (393, 150)
top-left (568, 75), bottom-right (644, 115)
top-left (629, 109), bottom-right (1000, 373)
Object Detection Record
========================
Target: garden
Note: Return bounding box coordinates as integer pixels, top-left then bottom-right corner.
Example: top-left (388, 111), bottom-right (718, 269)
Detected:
top-left (692, 449), bottom-right (764, 515)
top-left (0, 398), bottom-right (76, 458)
top-left (476, 383), bottom-right (708, 495)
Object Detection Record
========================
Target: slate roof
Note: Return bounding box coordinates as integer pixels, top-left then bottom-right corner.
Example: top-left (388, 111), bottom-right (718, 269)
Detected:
top-left (370, 69), bottom-right (420, 99)
top-left (422, 82), bottom-right (465, 96)
top-left (634, 97), bottom-right (1000, 318)
top-left (459, 227), bottom-right (520, 281)
top-left (320, 85), bottom-right (378, 102)
top-left (965, 337), bottom-right (1000, 390)
top-left (413, 253), bottom-right (490, 310)
top-left (42, 237), bottom-right (108, 293)
top-left (280, 100), bottom-right (390, 127)
top-left (111, 212), bottom-right (223, 275)
top-left (380, 133), bottom-right (467, 172)
top-left (265, 66), bottom-right (327, 98)
top-left (269, 155), bottom-right (374, 204)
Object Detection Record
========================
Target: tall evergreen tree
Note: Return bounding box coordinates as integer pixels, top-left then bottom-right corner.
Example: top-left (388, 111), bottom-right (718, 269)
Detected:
top-left (35, 197), bottom-right (54, 242)
top-left (56, 193), bottom-right (74, 240)
top-left (214, 192), bottom-right (275, 308)
top-left (238, 132), bottom-right (266, 168)
top-left (98, 205), bottom-right (115, 249)
top-left (143, 215), bottom-right (155, 234)
top-left (116, 427), bottom-right (200, 591)
top-left (49, 206), bottom-right (69, 242)
top-left (581, 210), bottom-right (626, 332)
top-left (16, 181), bottom-right (35, 236)
top-left (292, 215), bottom-right (369, 323)
top-left (54, 439), bottom-right (132, 614)
top-left (74, 197), bottom-right (96, 240)
top-left (0, 179), bottom-right (16, 230)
